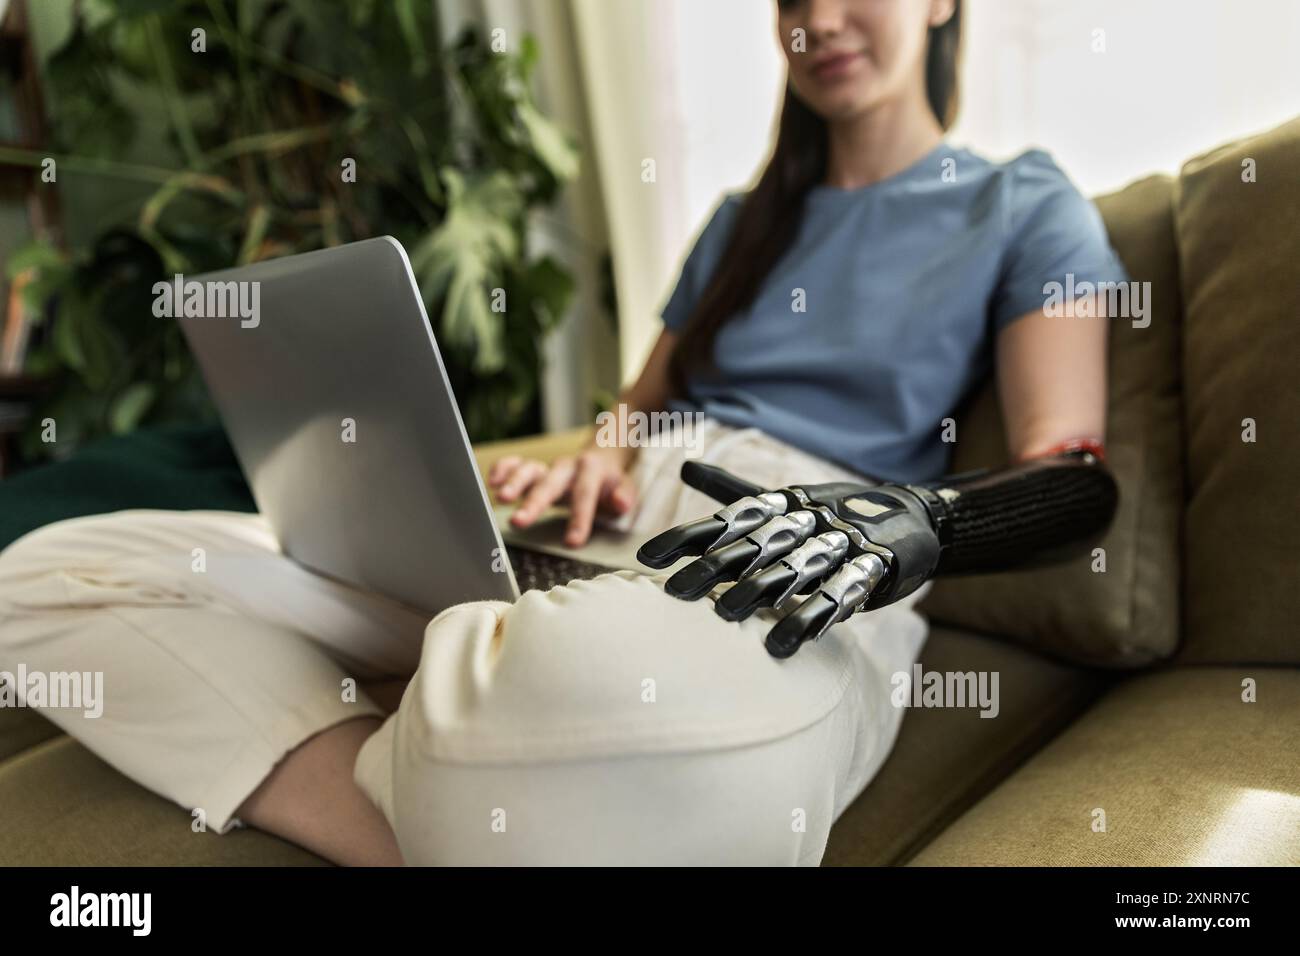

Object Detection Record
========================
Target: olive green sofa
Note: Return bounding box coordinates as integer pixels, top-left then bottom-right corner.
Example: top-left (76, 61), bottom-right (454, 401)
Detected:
top-left (1, 118), bottom-right (1297, 866)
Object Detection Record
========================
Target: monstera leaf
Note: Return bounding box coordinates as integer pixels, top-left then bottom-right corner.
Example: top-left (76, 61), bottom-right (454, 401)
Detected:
top-left (410, 168), bottom-right (524, 373)
top-left (453, 31), bottom-right (580, 203)
top-left (517, 99), bottom-right (580, 184)
top-left (513, 35), bottom-right (580, 184)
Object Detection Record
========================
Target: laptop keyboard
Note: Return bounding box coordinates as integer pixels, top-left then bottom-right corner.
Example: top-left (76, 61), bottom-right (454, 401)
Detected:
top-left (506, 545), bottom-right (618, 593)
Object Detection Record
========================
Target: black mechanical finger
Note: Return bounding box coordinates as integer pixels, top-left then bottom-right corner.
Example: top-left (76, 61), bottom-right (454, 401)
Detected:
top-left (663, 509), bottom-right (814, 601)
top-left (663, 537), bottom-right (762, 600)
top-left (636, 491), bottom-right (787, 569)
top-left (713, 530), bottom-right (850, 622)
top-left (713, 563), bottom-right (797, 622)
top-left (635, 516), bottom-right (734, 570)
top-left (679, 461), bottom-right (767, 504)
top-left (764, 552), bottom-right (888, 659)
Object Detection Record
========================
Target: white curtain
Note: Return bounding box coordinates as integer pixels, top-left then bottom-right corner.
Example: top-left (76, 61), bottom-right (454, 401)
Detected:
top-left (568, 0), bottom-right (785, 382)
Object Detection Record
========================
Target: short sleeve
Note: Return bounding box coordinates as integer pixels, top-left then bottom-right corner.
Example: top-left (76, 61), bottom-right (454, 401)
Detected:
top-left (992, 151), bottom-right (1129, 332)
top-left (659, 193), bottom-right (743, 332)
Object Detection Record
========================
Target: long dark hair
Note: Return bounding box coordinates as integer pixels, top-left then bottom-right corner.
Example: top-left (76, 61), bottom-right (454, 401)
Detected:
top-left (667, 2), bottom-right (964, 397)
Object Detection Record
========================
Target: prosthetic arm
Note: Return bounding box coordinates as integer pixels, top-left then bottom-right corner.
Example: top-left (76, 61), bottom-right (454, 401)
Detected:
top-left (636, 444), bottom-right (1119, 658)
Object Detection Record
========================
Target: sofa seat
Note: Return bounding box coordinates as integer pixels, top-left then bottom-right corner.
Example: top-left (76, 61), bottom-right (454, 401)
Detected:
top-left (0, 620), bottom-right (1105, 866)
top-left (0, 724), bottom-right (327, 866)
top-left (0, 699), bottom-right (60, 764)
top-left (908, 667), bottom-right (1300, 865)
top-left (823, 625), bottom-right (1109, 865)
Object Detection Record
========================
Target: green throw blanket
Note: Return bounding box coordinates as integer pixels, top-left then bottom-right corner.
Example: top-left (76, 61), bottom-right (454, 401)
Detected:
top-left (0, 425), bottom-right (256, 552)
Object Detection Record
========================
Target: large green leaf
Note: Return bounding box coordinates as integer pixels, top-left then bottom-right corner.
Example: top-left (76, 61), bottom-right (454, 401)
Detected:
top-left (21, 266), bottom-right (74, 321)
top-left (513, 34), bottom-right (579, 182)
top-left (7, 241), bottom-right (74, 323)
top-left (517, 101), bottom-right (581, 183)
top-left (109, 381), bottom-right (159, 435)
top-left (410, 169), bottom-right (524, 373)
top-left (5, 241), bottom-right (67, 278)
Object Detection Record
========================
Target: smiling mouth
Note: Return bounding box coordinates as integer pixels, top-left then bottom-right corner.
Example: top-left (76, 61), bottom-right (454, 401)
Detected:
top-left (810, 51), bottom-right (864, 81)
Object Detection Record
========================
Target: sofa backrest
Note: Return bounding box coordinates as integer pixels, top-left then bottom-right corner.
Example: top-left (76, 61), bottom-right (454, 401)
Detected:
top-left (919, 173), bottom-right (1185, 668)
top-left (1173, 115), bottom-right (1300, 665)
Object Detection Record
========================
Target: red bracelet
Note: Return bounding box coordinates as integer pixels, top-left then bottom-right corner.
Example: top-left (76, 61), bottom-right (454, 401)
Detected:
top-left (1019, 437), bottom-right (1107, 464)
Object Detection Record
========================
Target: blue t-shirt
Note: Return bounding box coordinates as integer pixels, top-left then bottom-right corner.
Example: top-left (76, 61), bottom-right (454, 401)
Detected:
top-left (660, 143), bottom-right (1128, 482)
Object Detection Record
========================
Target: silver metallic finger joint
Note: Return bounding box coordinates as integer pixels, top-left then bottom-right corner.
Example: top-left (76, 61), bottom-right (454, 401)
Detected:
top-left (808, 552), bottom-right (888, 641)
top-left (706, 491), bottom-right (788, 553)
top-left (772, 531), bottom-right (851, 608)
top-left (736, 510), bottom-right (817, 579)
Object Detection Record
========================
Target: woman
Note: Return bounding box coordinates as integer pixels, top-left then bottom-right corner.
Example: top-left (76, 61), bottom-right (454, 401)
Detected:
top-left (0, 0), bottom-right (1125, 865)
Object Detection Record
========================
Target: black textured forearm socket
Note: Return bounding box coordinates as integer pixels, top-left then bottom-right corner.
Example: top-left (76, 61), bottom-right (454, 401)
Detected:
top-left (907, 451), bottom-right (1119, 576)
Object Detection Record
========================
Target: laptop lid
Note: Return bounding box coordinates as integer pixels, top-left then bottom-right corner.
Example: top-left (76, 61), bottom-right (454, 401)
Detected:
top-left (178, 237), bottom-right (520, 613)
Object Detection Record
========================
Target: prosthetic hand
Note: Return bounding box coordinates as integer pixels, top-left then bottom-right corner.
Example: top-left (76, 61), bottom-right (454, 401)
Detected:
top-left (636, 446), bottom-right (1119, 658)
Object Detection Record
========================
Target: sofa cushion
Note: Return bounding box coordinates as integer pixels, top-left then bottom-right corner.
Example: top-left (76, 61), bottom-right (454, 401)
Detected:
top-left (823, 623), bottom-right (1108, 865)
top-left (919, 174), bottom-right (1184, 667)
top-left (0, 734), bottom-right (328, 866)
top-left (1174, 117), bottom-right (1300, 664)
top-left (0, 425), bottom-right (255, 553)
top-left (0, 702), bottom-right (61, 763)
top-left (908, 666), bottom-right (1300, 865)
top-left (0, 623), bottom-right (1100, 867)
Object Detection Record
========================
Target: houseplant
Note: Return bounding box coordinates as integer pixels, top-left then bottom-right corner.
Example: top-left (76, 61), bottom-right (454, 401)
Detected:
top-left (0, 0), bottom-right (580, 462)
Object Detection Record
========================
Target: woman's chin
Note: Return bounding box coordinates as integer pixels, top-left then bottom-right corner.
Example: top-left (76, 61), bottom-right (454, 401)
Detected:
top-left (813, 92), bottom-right (878, 124)
top-left (793, 78), bottom-right (882, 123)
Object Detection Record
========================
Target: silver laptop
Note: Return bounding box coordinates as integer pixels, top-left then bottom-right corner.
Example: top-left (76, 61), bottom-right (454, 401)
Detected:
top-left (179, 237), bottom-right (626, 615)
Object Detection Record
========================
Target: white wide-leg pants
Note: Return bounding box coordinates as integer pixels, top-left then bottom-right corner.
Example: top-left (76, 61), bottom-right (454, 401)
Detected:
top-left (0, 421), bottom-right (929, 865)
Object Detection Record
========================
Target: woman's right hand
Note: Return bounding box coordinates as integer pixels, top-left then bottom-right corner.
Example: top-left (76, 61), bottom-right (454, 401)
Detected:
top-left (488, 445), bottom-right (638, 548)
